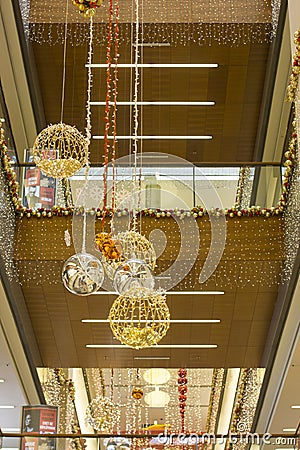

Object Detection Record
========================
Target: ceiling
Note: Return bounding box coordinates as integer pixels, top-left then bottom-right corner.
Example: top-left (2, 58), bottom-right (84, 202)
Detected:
top-left (1, 0), bottom-right (300, 441)
top-left (32, 35), bottom-right (270, 164)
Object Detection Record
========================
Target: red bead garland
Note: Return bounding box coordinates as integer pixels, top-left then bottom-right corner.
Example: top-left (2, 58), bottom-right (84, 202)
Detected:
top-left (178, 368), bottom-right (187, 433)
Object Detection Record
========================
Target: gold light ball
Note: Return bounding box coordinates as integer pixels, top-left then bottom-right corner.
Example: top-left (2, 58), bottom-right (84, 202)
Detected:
top-left (108, 286), bottom-right (170, 349)
top-left (33, 123), bottom-right (88, 179)
top-left (86, 396), bottom-right (119, 432)
top-left (132, 387), bottom-right (143, 400)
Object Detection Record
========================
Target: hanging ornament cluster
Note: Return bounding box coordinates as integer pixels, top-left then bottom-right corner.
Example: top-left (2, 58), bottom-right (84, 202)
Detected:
top-left (95, 232), bottom-right (122, 260)
top-left (72, 0), bottom-right (103, 18)
top-left (178, 368), bottom-right (188, 433)
top-left (108, 286), bottom-right (170, 349)
top-left (62, 252), bottom-right (104, 296)
top-left (85, 395), bottom-right (119, 432)
top-left (33, 123), bottom-right (88, 179)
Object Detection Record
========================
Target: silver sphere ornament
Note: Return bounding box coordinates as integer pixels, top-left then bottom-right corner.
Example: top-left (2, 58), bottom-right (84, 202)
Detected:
top-left (62, 252), bottom-right (104, 296)
top-left (113, 259), bottom-right (155, 294)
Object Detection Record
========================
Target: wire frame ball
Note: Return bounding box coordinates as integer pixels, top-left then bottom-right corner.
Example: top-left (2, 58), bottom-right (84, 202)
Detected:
top-left (86, 396), bottom-right (119, 433)
top-left (33, 123), bottom-right (88, 178)
top-left (108, 287), bottom-right (170, 349)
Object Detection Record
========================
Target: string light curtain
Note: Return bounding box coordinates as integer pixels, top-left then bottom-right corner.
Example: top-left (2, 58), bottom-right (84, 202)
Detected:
top-left (19, 0), bottom-right (282, 46)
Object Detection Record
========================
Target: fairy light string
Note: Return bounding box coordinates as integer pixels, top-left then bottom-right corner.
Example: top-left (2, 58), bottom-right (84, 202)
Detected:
top-left (102, 0), bottom-right (114, 228)
top-left (110, 0), bottom-right (119, 233)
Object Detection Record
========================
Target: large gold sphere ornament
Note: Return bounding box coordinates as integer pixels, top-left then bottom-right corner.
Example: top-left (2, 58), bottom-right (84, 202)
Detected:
top-left (86, 396), bottom-right (119, 432)
top-left (116, 231), bottom-right (156, 270)
top-left (108, 286), bottom-right (170, 349)
top-left (131, 387), bottom-right (143, 400)
top-left (62, 253), bottom-right (104, 296)
top-left (33, 123), bottom-right (88, 178)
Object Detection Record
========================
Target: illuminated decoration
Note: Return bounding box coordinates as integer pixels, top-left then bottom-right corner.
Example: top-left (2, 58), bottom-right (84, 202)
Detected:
top-left (113, 259), bottom-right (155, 295)
top-left (104, 437), bottom-right (131, 450)
top-left (62, 252), bottom-right (104, 296)
top-left (72, 0), bottom-right (103, 18)
top-left (206, 369), bottom-right (225, 433)
top-left (33, 123), bottom-right (88, 179)
top-left (95, 232), bottom-right (122, 260)
top-left (131, 387), bottom-right (143, 400)
top-left (178, 368), bottom-right (188, 432)
top-left (144, 386), bottom-right (170, 407)
top-left (85, 396), bottom-right (119, 432)
top-left (143, 368), bottom-right (170, 385)
top-left (108, 286), bottom-right (170, 349)
top-left (286, 29), bottom-right (300, 102)
top-left (20, 0), bottom-right (281, 46)
top-left (116, 231), bottom-right (156, 271)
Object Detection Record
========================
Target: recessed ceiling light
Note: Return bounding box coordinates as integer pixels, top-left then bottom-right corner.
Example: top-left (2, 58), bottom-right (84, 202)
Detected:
top-left (0, 405), bottom-right (15, 409)
top-left (282, 429), bottom-right (296, 432)
top-left (91, 290), bottom-right (224, 295)
top-left (0, 378), bottom-right (5, 382)
top-left (134, 356), bottom-right (170, 360)
top-left (86, 63), bottom-right (219, 68)
top-left (86, 344), bottom-right (217, 349)
top-left (82, 319), bottom-right (220, 323)
top-left (93, 135), bottom-right (213, 140)
top-left (291, 405), bottom-right (300, 408)
top-left (90, 101), bottom-right (215, 106)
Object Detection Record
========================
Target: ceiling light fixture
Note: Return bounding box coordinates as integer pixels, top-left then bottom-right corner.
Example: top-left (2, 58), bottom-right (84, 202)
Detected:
top-left (134, 356), bottom-right (170, 360)
top-left (144, 387), bottom-right (170, 407)
top-left (93, 135), bottom-right (213, 140)
top-left (86, 344), bottom-right (217, 348)
top-left (143, 368), bottom-right (170, 385)
top-left (0, 378), bottom-right (5, 382)
top-left (86, 63), bottom-right (218, 68)
top-left (91, 290), bottom-right (224, 295)
top-left (81, 319), bottom-right (220, 323)
top-left (282, 429), bottom-right (296, 432)
top-left (133, 43), bottom-right (171, 47)
top-left (90, 101), bottom-right (215, 106)
top-left (290, 405), bottom-right (300, 408)
top-left (0, 405), bottom-right (15, 409)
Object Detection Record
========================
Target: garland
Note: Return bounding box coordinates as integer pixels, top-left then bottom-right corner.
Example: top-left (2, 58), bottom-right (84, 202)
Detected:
top-left (286, 29), bottom-right (300, 102)
top-left (0, 121), bottom-right (297, 220)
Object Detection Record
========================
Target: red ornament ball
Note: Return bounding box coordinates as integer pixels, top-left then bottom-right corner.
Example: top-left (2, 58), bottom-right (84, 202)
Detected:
top-left (178, 368), bottom-right (187, 378)
top-left (178, 385), bottom-right (187, 394)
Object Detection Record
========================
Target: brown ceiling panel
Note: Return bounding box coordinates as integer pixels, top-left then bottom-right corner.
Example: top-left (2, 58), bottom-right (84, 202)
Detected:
top-left (31, 34), bottom-right (269, 164)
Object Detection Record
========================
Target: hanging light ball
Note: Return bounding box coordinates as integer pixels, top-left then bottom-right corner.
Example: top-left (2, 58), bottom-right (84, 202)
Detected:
top-left (113, 259), bottom-right (155, 295)
top-left (62, 252), bottom-right (104, 296)
top-left (86, 396), bottom-right (119, 433)
top-left (131, 387), bottom-right (144, 400)
top-left (116, 231), bottom-right (156, 270)
top-left (33, 123), bottom-right (88, 179)
top-left (108, 286), bottom-right (170, 349)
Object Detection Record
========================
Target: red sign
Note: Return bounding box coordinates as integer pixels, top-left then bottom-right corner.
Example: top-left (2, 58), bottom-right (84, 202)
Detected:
top-left (21, 406), bottom-right (58, 450)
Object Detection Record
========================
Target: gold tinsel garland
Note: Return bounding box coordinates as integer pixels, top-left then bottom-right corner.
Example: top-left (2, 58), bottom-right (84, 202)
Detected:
top-left (286, 29), bottom-right (300, 102)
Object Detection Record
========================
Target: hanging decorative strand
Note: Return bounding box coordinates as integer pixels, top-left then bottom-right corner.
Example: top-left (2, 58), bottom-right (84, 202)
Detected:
top-left (110, 0), bottom-right (120, 233)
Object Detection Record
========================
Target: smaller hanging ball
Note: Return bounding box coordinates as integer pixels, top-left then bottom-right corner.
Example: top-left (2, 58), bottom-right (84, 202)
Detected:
top-left (132, 387), bottom-right (143, 400)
